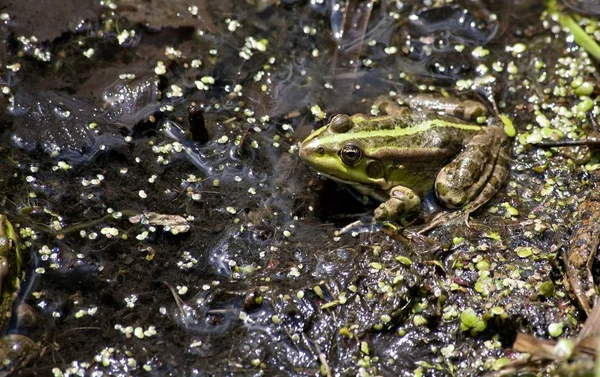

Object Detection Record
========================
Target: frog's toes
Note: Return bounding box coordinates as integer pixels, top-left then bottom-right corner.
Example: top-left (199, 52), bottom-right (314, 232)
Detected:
top-left (338, 219), bottom-right (373, 234)
top-left (463, 212), bottom-right (471, 228)
top-left (375, 188), bottom-right (421, 221)
top-left (374, 199), bottom-right (409, 221)
top-left (374, 202), bottom-right (394, 221)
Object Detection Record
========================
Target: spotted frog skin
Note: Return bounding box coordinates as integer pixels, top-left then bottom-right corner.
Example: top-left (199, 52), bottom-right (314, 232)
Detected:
top-left (299, 95), bottom-right (510, 223)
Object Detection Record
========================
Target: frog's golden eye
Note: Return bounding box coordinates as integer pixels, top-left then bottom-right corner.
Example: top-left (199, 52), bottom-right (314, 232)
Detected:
top-left (329, 114), bottom-right (352, 133)
top-left (340, 145), bottom-right (362, 166)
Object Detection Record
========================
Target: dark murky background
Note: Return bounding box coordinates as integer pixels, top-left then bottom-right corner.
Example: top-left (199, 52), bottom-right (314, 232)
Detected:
top-left (0, 0), bottom-right (599, 376)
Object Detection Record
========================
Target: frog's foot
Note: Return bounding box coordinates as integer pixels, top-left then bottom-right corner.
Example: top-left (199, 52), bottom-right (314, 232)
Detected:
top-left (463, 211), bottom-right (471, 228)
top-left (338, 218), bottom-right (379, 235)
top-left (0, 334), bottom-right (40, 373)
top-left (417, 210), bottom-right (463, 234)
top-left (373, 186), bottom-right (421, 222)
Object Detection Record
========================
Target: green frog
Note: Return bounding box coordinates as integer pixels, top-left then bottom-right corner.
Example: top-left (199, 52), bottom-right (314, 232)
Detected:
top-left (0, 215), bottom-right (39, 372)
top-left (299, 95), bottom-right (510, 225)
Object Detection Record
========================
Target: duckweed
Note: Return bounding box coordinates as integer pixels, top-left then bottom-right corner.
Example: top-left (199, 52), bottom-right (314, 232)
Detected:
top-left (548, 322), bottom-right (564, 337)
top-left (516, 247), bottom-right (533, 258)
top-left (538, 281), bottom-right (554, 297)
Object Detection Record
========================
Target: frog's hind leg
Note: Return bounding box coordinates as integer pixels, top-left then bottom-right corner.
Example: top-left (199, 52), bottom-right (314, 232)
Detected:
top-left (462, 143), bottom-right (509, 220)
top-left (435, 127), bottom-right (510, 214)
top-left (418, 135), bottom-right (509, 234)
top-left (374, 94), bottom-right (488, 120)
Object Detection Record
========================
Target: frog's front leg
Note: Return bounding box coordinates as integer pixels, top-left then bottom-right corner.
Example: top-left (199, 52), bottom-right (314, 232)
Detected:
top-left (374, 186), bottom-right (421, 221)
top-left (435, 126), bottom-right (509, 214)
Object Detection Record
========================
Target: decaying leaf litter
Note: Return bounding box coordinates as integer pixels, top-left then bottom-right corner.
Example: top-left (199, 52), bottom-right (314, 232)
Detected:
top-left (1, 0), bottom-right (600, 376)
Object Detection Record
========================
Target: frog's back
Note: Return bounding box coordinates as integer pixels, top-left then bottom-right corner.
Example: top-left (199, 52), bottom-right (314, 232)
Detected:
top-left (348, 112), bottom-right (483, 160)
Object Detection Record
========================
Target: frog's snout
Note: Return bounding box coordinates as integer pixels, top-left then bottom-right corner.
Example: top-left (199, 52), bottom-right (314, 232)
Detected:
top-left (299, 138), bottom-right (320, 162)
top-left (298, 141), bottom-right (309, 161)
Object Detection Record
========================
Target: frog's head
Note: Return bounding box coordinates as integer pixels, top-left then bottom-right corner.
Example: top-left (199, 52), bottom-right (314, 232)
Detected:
top-left (299, 114), bottom-right (392, 190)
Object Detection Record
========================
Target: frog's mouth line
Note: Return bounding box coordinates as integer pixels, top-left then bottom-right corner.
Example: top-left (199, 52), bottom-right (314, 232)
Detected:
top-left (316, 171), bottom-right (356, 185)
top-left (314, 172), bottom-right (389, 202)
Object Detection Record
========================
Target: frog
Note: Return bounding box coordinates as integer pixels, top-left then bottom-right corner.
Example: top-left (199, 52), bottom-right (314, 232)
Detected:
top-left (298, 94), bottom-right (510, 227)
top-left (0, 215), bottom-right (39, 372)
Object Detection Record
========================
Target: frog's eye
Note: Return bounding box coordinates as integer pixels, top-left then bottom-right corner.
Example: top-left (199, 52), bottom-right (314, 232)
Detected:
top-left (340, 145), bottom-right (362, 166)
top-left (329, 114), bottom-right (352, 133)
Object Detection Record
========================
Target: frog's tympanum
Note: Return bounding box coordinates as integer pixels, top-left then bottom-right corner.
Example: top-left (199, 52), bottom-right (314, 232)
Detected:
top-left (0, 215), bottom-right (39, 372)
top-left (299, 96), bottom-right (510, 224)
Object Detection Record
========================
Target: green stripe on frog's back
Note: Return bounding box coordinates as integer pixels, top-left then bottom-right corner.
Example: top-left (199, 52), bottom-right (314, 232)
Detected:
top-left (344, 113), bottom-right (483, 139)
top-left (320, 113), bottom-right (484, 160)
